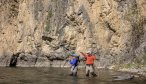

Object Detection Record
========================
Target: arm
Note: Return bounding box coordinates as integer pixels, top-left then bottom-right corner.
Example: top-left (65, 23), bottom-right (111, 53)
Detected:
top-left (80, 52), bottom-right (86, 58)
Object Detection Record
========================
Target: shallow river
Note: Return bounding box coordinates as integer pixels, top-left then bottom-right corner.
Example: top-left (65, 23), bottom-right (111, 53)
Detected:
top-left (0, 67), bottom-right (145, 84)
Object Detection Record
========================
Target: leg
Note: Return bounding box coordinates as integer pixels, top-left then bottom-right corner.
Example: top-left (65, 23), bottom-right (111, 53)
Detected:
top-left (90, 65), bottom-right (97, 77)
top-left (73, 66), bottom-right (78, 76)
top-left (69, 66), bottom-right (74, 76)
top-left (86, 65), bottom-right (89, 77)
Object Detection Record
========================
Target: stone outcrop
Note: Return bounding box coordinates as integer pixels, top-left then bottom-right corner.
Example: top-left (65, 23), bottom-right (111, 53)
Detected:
top-left (0, 0), bottom-right (146, 69)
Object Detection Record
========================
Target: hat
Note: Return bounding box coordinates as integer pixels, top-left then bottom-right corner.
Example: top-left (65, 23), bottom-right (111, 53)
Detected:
top-left (87, 50), bottom-right (92, 54)
top-left (71, 53), bottom-right (78, 57)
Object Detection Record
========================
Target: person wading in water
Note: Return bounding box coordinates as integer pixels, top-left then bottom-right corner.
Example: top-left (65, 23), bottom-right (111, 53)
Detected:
top-left (80, 50), bottom-right (97, 77)
top-left (69, 53), bottom-right (79, 76)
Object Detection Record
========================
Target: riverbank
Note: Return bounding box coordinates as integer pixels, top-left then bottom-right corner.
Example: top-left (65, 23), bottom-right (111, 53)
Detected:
top-left (108, 64), bottom-right (146, 78)
top-left (118, 68), bottom-right (146, 77)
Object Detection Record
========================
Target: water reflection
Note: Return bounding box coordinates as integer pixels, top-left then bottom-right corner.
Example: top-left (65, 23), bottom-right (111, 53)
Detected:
top-left (0, 67), bottom-right (145, 84)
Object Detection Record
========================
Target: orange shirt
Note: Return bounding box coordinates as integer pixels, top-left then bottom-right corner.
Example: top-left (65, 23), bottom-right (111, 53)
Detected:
top-left (81, 53), bottom-right (96, 64)
top-left (85, 55), bottom-right (96, 64)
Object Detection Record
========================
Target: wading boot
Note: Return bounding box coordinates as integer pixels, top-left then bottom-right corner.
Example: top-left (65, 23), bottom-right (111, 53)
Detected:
top-left (91, 72), bottom-right (97, 77)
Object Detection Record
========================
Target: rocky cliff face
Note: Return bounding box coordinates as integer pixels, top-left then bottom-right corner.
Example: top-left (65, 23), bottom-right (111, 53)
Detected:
top-left (0, 0), bottom-right (146, 68)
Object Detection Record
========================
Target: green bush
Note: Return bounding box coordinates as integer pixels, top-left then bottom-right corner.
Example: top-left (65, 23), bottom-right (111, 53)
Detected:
top-left (45, 21), bottom-right (50, 32)
top-left (48, 11), bottom-right (52, 18)
top-left (51, 0), bottom-right (57, 2)
top-left (143, 53), bottom-right (146, 64)
top-left (144, 70), bottom-right (146, 73)
top-left (45, 11), bottom-right (53, 32)
top-left (124, 7), bottom-right (139, 22)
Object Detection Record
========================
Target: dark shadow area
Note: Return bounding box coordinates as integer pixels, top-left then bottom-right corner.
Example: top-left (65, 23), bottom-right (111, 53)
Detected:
top-left (9, 53), bottom-right (20, 67)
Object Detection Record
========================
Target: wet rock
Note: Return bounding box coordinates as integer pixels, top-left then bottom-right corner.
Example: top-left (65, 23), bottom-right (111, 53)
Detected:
top-left (0, 50), bottom-right (13, 67)
top-left (35, 56), bottom-right (50, 67)
top-left (17, 53), bottom-right (37, 67)
top-left (0, 56), bottom-right (11, 67)
top-left (47, 52), bottom-right (65, 61)
top-left (113, 74), bottom-right (134, 81)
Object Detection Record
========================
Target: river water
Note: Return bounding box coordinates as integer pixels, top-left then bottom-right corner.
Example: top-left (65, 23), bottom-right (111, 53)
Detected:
top-left (0, 67), bottom-right (145, 84)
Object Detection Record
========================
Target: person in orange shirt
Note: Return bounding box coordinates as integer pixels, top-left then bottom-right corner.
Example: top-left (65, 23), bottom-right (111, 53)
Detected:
top-left (80, 50), bottom-right (97, 77)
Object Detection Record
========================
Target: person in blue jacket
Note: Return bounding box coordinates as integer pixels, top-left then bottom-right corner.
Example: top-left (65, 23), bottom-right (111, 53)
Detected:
top-left (69, 54), bottom-right (79, 76)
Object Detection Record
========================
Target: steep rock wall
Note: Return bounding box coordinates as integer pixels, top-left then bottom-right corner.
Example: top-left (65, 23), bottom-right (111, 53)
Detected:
top-left (0, 0), bottom-right (146, 68)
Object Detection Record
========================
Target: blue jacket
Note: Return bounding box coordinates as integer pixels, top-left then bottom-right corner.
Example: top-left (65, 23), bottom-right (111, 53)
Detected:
top-left (70, 58), bottom-right (78, 66)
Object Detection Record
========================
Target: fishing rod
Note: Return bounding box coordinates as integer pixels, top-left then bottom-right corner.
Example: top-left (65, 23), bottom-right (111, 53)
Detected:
top-left (59, 44), bottom-right (72, 67)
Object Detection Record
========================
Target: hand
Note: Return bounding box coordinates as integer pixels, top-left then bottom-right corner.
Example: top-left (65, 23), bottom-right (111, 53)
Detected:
top-left (80, 52), bottom-right (83, 54)
top-left (96, 58), bottom-right (99, 60)
top-left (68, 57), bottom-right (72, 60)
top-left (64, 58), bottom-right (69, 61)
